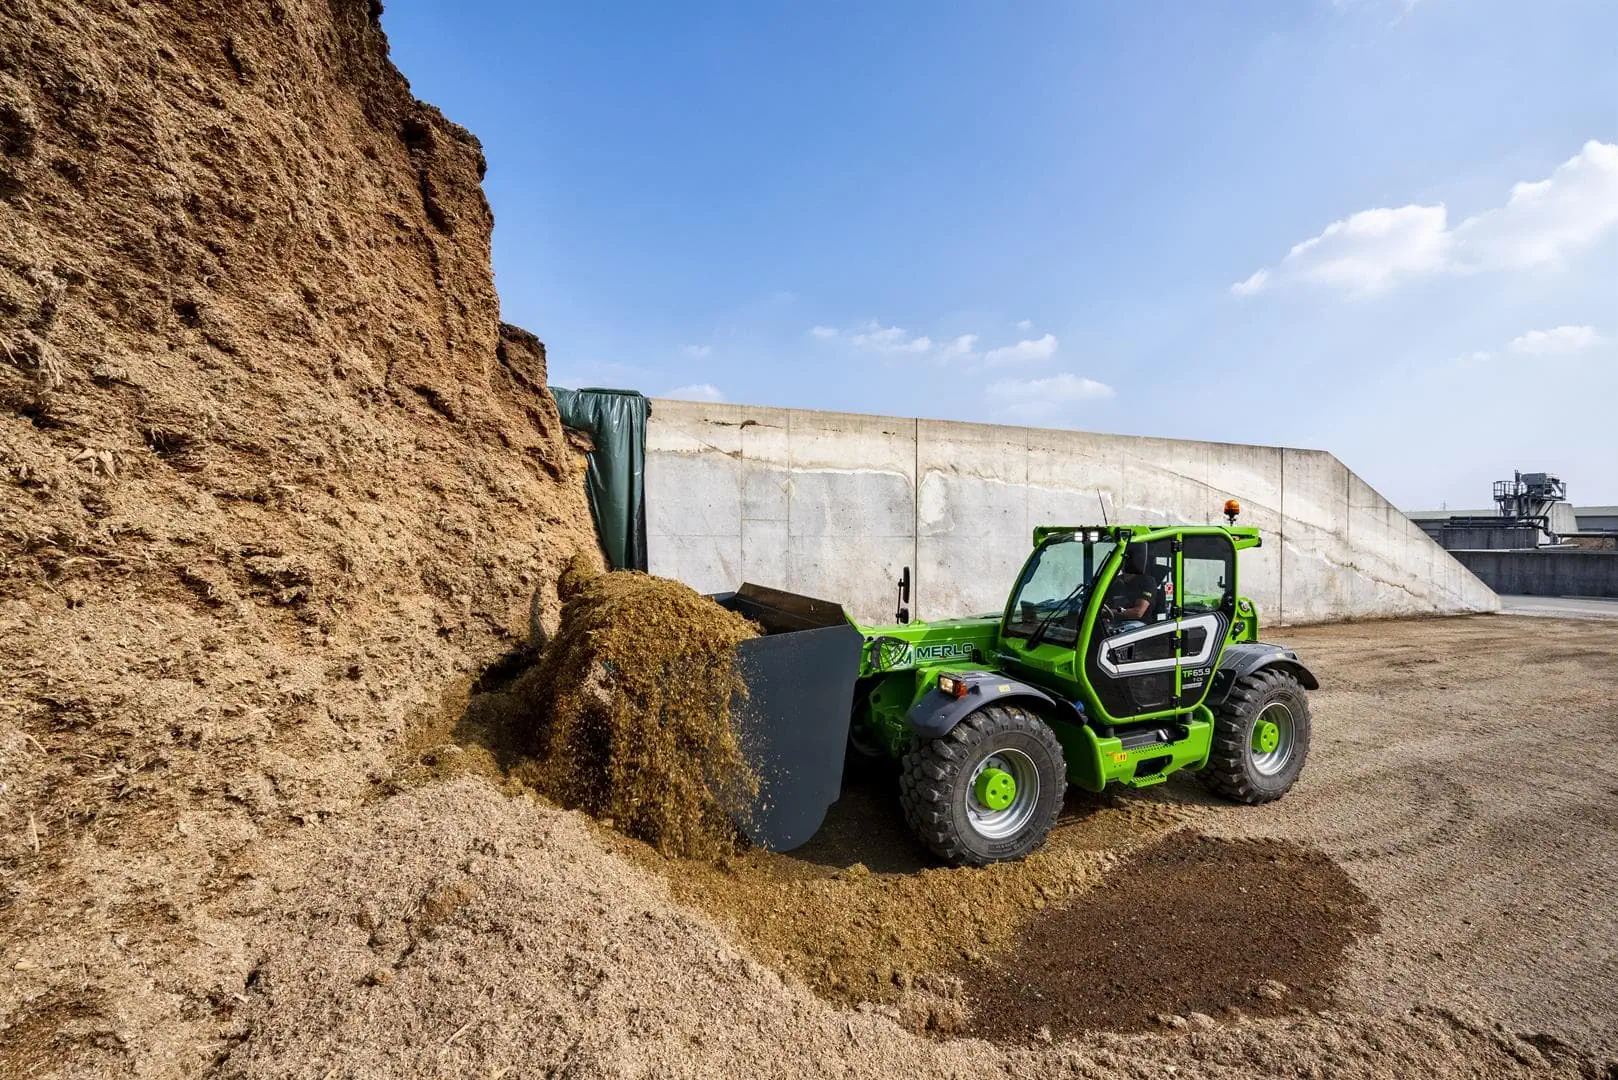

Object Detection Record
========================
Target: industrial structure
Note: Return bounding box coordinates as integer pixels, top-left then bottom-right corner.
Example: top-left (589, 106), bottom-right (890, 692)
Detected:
top-left (1409, 470), bottom-right (1618, 598)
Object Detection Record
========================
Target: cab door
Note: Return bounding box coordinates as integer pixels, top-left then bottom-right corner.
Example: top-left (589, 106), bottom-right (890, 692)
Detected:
top-left (1082, 535), bottom-right (1180, 720)
top-left (1081, 531), bottom-right (1238, 722)
top-left (1172, 531), bottom-right (1237, 709)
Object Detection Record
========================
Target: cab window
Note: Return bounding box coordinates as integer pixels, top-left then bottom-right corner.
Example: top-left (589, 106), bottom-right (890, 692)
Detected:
top-left (1181, 533), bottom-right (1236, 614)
top-left (1004, 535), bottom-right (1116, 645)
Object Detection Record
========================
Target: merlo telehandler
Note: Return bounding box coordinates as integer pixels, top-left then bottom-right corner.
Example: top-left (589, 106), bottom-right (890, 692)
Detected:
top-left (712, 508), bottom-right (1317, 865)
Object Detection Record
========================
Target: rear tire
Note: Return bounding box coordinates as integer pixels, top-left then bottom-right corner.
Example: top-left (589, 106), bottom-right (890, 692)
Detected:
top-left (843, 720), bottom-right (894, 781)
top-left (899, 704), bottom-right (1065, 866)
top-left (1202, 668), bottom-right (1310, 803)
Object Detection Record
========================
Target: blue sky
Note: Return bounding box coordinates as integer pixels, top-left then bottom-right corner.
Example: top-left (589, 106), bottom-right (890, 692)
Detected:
top-left (381, 0), bottom-right (1617, 509)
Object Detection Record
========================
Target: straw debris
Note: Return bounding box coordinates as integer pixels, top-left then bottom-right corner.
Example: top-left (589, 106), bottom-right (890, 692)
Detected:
top-left (519, 559), bottom-right (760, 859)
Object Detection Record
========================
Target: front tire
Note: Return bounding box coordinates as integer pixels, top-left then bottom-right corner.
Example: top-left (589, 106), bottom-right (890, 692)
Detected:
top-left (898, 704), bottom-right (1065, 866)
top-left (1202, 668), bottom-right (1311, 803)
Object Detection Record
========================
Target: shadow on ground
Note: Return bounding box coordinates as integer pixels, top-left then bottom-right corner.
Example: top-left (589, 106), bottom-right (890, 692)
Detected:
top-left (387, 645), bottom-right (545, 792)
top-left (788, 756), bottom-right (1226, 875)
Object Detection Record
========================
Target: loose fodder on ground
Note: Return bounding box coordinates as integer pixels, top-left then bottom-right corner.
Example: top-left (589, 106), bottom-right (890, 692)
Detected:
top-left (620, 780), bottom-right (1190, 1025)
top-left (207, 779), bottom-right (1607, 1080)
top-left (635, 780), bottom-right (1374, 1040)
top-left (520, 560), bottom-right (760, 860)
top-left (963, 830), bottom-right (1378, 1039)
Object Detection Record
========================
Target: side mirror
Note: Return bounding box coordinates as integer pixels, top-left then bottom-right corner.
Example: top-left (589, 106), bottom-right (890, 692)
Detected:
top-left (895, 566), bottom-right (912, 625)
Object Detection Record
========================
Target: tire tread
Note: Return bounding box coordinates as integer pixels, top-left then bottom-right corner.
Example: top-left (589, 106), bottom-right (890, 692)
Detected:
top-left (897, 704), bottom-right (1064, 866)
top-left (1201, 668), bottom-right (1310, 804)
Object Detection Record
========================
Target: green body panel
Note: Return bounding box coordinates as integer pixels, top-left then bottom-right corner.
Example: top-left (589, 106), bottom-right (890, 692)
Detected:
top-left (851, 614), bottom-right (1002, 757)
top-left (1233, 596), bottom-right (1261, 642)
top-left (845, 522), bottom-right (1261, 790)
top-left (1049, 708), bottom-right (1214, 792)
top-left (858, 613), bottom-right (1002, 675)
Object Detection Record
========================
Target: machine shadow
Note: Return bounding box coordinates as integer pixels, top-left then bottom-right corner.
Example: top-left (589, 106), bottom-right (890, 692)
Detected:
top-left (783, 756), bottom-right (1224, 875)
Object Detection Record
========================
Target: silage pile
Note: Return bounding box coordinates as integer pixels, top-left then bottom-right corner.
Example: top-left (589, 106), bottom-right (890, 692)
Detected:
top-left (0, 1), bottom-right (601, 1073)
top-left (519, 559), bottom-right (761, 859)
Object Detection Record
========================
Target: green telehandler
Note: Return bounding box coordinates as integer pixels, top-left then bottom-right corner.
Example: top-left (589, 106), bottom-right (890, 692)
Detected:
top-left (713, 508), bottom-right (1317, 866)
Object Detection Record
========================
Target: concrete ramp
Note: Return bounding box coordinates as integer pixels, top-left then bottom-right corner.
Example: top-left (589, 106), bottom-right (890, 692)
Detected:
top-left (645, 400), bottom-right (1499, 626)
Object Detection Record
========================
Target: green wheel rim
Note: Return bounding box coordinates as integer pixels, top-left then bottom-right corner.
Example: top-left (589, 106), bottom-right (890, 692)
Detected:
top-left (965, 750), bottom-right (1040, 841)
top-left (1253, 719), bottom-right (1280, 754)
top-left (1250, 704), bottom-right (1295, 776)
top-left (973, 767), bottom-right (1017, 811)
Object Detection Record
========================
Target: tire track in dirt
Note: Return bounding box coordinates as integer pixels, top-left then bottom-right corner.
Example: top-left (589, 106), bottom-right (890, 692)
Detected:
top-left (1205, 615), bottom-right (1618, 1058)
top-left (1299, 771), bottom-right (1481, 862)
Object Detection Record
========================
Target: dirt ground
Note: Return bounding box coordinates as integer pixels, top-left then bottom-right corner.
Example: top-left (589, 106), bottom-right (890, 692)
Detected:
top-left (1213, 615), bottom-right (1618, 1055)
top-left (964, 833), bottom-right (1376, 1038)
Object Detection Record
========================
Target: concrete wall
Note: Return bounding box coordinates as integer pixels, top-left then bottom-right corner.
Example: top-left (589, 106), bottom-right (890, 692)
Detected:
top-left (1451, 549), bottom-right (1618, 598)
top-left (645, 400), bottom-right (1500, 626)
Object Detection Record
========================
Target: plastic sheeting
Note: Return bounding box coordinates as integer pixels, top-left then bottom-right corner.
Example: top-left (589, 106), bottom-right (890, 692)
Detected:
top-left (551, 387), bottom-right (651, 571)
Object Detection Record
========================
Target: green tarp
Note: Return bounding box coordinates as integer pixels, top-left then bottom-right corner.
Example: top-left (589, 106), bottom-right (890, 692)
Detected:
top-left (551, 388), bottom-right (651, 571)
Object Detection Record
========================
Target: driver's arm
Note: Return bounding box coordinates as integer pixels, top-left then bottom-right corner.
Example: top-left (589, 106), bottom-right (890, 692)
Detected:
top-left (1121, 595), bottom-right (1151, 620)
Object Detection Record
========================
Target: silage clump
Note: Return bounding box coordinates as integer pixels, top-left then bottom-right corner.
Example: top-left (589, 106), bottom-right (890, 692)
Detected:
top-left (524, 558), bottom-right (760, 859)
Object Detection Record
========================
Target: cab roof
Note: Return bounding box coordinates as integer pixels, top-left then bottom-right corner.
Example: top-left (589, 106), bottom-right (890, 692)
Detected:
top-left (1031, 524), bottom-right (1262, 550)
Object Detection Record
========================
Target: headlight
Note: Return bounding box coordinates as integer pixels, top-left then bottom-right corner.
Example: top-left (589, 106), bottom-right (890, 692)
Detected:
top-left (937, 674), bottom-right (970, 699)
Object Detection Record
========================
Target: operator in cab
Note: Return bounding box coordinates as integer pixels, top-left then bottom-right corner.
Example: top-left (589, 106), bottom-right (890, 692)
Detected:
top-left (1101, 547), bottom-right (1156, 633)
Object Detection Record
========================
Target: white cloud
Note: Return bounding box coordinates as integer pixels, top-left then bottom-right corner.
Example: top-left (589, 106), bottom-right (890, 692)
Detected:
top-left (1230, 269), bottom-right (1270, 297)
top-left (662, 383), bottom-right (725, 403)
top-left (811, 322), bottom-right (1064, 368)
top-left (1233, 140), bottom-right (1618, 296)
top-left (1235, 204), bottom-right (1450, 295)
top-left (1508, 325), bottom-right (1611, 355)
top-left (810, 322), bottom-right (933, 352)
top-left (1454, 143), bottom-right (1618, 272)
top-left (1015, 319), bottom-right (1033, 331)
top-left (849, 322), bottom-right (933, 353)
top-left (986, 371), bottom-right (1113, 423)
top-left (1450, 324), bottom-right (1611, 368)
top-left (680, 344), bottom-right (712, 358)
top-left (983, 333), bottom-right (1059, 366)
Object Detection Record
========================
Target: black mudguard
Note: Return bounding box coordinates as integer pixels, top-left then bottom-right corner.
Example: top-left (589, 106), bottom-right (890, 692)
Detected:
top-left (906, 671), bottom-right (1081, 738)
top-left (1209, 641), bottom-right (1319, 705)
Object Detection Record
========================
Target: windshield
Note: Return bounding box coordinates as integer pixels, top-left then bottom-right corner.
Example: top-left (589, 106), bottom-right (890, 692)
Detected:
top-left (1003, 536), bottom-right (1117, 645)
